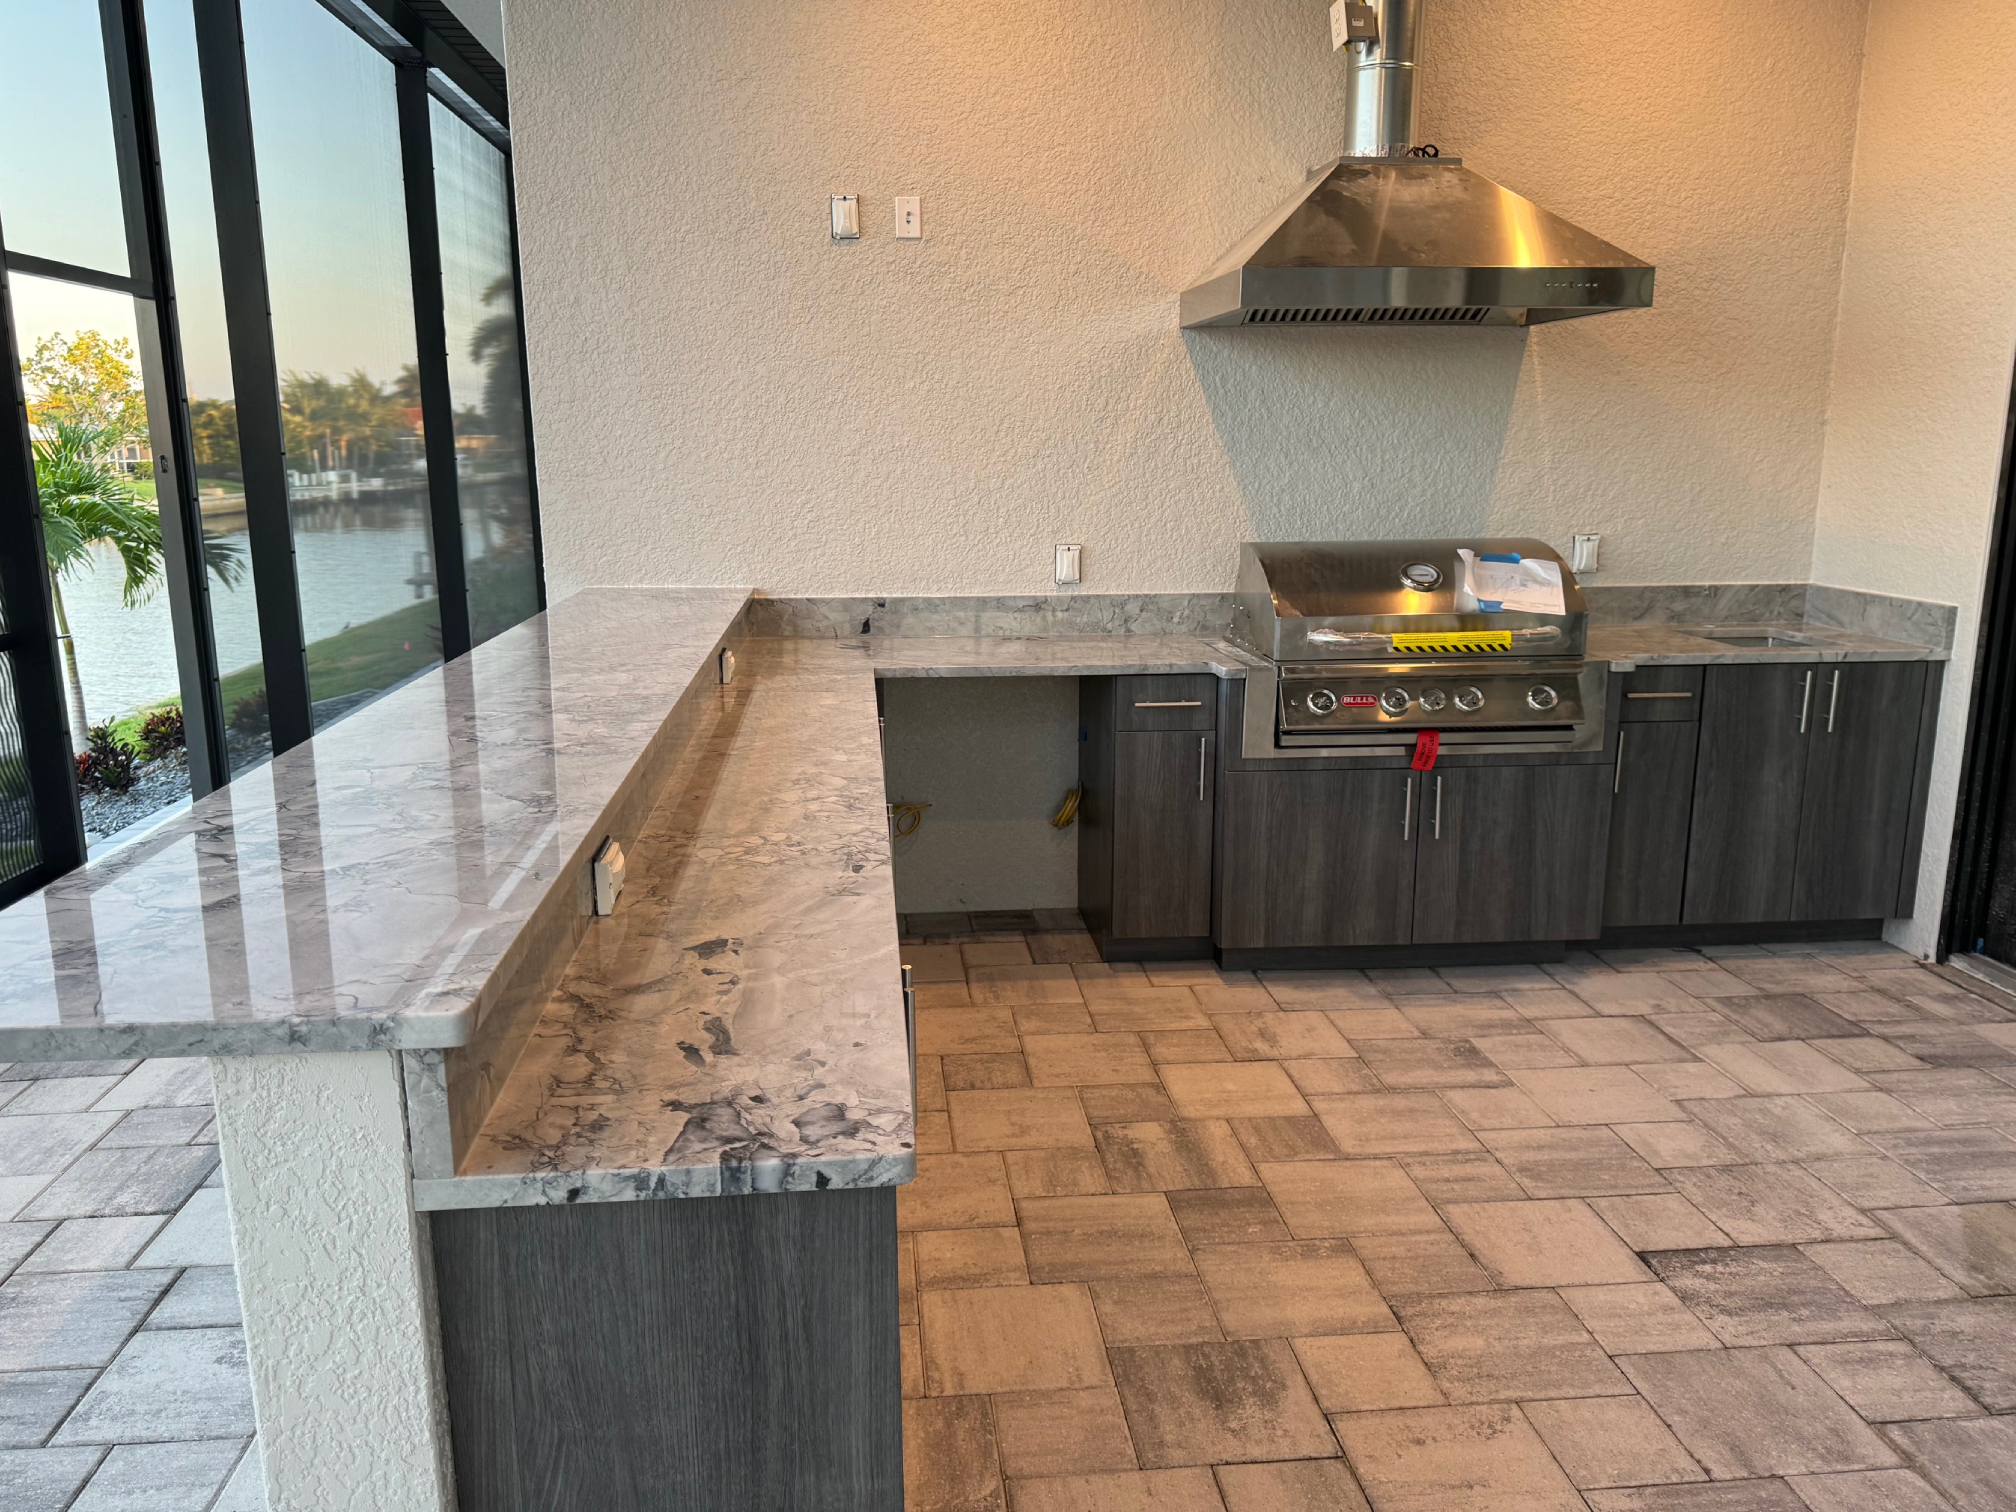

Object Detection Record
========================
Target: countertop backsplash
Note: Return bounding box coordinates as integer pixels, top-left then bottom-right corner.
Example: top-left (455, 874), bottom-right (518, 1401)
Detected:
top-left (749, 582), bottom-right (1957, 653)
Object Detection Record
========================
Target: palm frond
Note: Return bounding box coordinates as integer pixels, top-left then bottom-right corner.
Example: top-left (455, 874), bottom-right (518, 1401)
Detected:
top-left (32, 422), bottom-right (164, 604)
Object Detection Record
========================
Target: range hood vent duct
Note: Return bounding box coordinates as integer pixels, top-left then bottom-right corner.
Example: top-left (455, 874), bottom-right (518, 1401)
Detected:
top-left (1182, 0), bottom-right (1653, 330)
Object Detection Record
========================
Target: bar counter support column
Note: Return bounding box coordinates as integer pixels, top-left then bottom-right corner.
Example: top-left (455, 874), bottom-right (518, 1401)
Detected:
top-left (209, 1051), bottom-right (456, 1512)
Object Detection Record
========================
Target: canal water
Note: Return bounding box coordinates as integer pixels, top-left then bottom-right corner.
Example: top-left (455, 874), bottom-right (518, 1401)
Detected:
top-left (56, 501), bottom-right (434, 726)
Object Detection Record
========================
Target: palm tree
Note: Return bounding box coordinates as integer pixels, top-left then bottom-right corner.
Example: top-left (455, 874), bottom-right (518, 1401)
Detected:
top-left (468, 276), bottom-right (523, 450)
top-left (33, 422), bottom-right (241, 752)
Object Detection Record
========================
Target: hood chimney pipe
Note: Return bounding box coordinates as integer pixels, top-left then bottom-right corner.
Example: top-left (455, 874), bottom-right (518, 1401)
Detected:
top-left (1344, 0), bottom-right (1423, 157)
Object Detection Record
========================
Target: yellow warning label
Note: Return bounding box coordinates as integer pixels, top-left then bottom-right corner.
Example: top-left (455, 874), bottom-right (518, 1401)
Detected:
top-left (1391, 631), bottom-right (1515, 654)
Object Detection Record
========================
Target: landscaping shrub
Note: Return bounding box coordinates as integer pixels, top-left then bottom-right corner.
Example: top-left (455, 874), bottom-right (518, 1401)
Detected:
top-left (138, 707), bottom-right (186, 760)
top-left (75, 723), bottom-right (137, 795)
top-left (229, 687), bottom-right (268, 733)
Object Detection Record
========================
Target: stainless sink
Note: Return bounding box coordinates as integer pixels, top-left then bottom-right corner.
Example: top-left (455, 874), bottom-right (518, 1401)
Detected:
top-left (1688, 628), bottom-right (1821, 649)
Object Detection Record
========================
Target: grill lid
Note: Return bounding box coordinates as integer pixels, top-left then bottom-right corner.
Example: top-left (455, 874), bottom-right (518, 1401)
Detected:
top-left (1231, 538), bottom-right (1587, 663)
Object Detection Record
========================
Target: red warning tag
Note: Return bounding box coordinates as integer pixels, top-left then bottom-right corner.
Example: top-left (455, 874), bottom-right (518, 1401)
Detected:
top-left (1411, 730), bottom-right (1441, 771)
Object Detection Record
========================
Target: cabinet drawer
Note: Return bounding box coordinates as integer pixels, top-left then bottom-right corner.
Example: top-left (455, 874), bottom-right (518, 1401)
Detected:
top-left (1115, 675), bottom-right (1217, 731)
top-left (1619, 666), bottom-right (1703, 721)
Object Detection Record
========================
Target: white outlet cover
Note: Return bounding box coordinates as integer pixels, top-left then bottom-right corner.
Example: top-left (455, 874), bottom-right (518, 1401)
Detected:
top-left (830, 194), bottom-right (860, 241)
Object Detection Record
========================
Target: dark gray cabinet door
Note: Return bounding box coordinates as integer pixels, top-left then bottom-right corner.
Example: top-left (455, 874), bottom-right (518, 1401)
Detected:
top-left (1216, 769), bottom-right (1416, 949)
top-left (1413, 765), bottom-right (1612, 944)
top-left (1604, 720), bottom-right (1699, 929)
top-left (1683, 663), bottom-right (1815, 925)
top-left (1792, 660), bottom-right (1930, 921)
top-left (1111, 730), bottom-right (1216, 940)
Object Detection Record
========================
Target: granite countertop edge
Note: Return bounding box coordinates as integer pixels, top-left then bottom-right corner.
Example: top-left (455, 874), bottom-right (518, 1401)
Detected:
top-left (413, 1151), bottom-right (917, 1211)
top-left (0, 611), bottom-right (1944, 1067)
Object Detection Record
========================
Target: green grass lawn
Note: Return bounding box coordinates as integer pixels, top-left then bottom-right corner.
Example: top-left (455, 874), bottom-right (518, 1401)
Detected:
top-left (114, 600), bottom-right (444, 753)
top-left (216, 599), bottom-right (442, 724)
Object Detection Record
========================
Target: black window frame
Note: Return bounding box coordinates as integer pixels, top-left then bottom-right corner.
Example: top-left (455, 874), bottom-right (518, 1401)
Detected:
top-left (0, 0), bottom-right (541, 907)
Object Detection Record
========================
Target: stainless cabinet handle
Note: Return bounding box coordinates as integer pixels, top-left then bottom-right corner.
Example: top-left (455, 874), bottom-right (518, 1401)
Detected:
top-left (1403, 776), bottom-right (1413, 839)
top-left (1135, 700), bottom-right (1203, 708)
top-left (1197, 737), bottom-right (1207, 801)
top-left (1433, 775), bottom-right (1444, 840)
top-left (1614, 727), bottom-right (1627, 794)
top-left (1625, 691), bottom-right (1694, 700)
top-left (1826, 670), bottom-right (1841, 733)
top-left (1798, 670), bottom-right (1814, 733)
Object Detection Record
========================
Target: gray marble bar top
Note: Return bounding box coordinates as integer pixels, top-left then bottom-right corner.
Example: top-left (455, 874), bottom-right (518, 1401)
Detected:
top-left (1589, 621), bottom-right (1949, 668)
top-left (0, 587), bottom-right (750, 1059)
top-left (426, 640), bottom-right (906, 1205)
top-left (418, 633), bottom-right (1260, 1206)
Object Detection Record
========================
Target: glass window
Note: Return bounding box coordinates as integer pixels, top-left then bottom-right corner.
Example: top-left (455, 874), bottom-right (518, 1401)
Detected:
top-left (9, 274), bottom-right (216, 845)
top-left (144, 0), bottom-right (270, 772)
top-left (0, 652), bottom-right (37, 888)
top-left (242, 0), bottom-right (440, 730)
top-left (0, 0), bottom-right (132, 275)
top-left (432, 98), bottom-right (539, 645)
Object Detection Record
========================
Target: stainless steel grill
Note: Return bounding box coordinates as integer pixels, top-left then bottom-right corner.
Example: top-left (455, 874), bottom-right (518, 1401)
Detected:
top-left (1226, 539), bottom-right (1608, 759)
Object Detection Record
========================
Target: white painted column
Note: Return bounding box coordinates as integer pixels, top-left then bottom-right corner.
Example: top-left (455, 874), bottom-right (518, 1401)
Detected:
top-left (209, 1051), bottom-right (455, 1512)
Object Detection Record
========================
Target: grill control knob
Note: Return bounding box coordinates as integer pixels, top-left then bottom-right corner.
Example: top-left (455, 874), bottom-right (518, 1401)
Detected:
top-left (1305, 689), bottom-right (1339, 716)
top-left (1527, 684), bottom-right (1560, 712)
top-left (1378, 687), bottom-right (1412, 716)
top-left (1454, 686), bottom-right (1486, 713)
top-left (1418, 689), bottom-right (1448, 713)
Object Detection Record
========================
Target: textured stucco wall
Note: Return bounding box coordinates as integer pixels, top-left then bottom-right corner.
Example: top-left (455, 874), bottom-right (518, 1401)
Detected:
top-left (1811, 0), bottom-right (2016, 954)
top-left (211, 1052), bottom-right (454, 1512)
top-left (506, 0), bottom-right (1868, 599)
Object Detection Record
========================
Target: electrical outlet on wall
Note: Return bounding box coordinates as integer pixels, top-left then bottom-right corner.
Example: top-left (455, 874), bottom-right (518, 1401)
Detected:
top-left (829, 194), bottom-right (860, 241)
top-left (1055, 544), bottom-right (1082, 585)
top-left (1571, 533), bottom-right (1601, 574)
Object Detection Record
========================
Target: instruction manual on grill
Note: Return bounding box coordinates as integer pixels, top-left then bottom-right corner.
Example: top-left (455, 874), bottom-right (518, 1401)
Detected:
top-left (1457, 549), bottom-right (1566, 615)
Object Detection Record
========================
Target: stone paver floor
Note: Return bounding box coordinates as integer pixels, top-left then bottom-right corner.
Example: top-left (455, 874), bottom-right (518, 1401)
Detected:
top-left (12, 920), bottom-right (2016, 1512)
top-left (896, 913), bottom-right (2016, 1512)
top-left (0, 1055), bottom-right (263, 1511)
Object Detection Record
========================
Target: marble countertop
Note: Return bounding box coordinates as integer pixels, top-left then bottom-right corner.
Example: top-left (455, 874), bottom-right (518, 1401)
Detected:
top-left (0, 587), bottom-right (750, 1059)
top-left (424, 641), bottom-right (910, 1205)
top-left (1588, 622), bottom-right (1947, 666)
top-left (0, 580), bottom-right (1952, 1203)
top-left (0, 585), bottom-right (1942, 1067)
top-left (416, 634), bottom-right (1261, 1206)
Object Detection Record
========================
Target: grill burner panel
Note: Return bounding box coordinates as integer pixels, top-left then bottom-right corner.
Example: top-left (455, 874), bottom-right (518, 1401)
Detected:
top-left (1279, 666), bottom-right (1584, 734)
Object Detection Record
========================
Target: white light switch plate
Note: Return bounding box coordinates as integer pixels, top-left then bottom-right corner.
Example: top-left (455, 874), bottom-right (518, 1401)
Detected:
top-left (895, 196), bottom-right (922, 239)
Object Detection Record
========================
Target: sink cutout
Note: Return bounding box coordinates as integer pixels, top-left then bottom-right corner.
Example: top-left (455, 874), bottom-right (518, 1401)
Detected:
top-left (1690, 629), bottom-right (1818, 649)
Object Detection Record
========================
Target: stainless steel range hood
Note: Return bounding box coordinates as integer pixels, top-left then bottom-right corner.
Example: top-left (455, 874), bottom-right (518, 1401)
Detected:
top-left (1181, 0), bottom-right (1653, 329)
